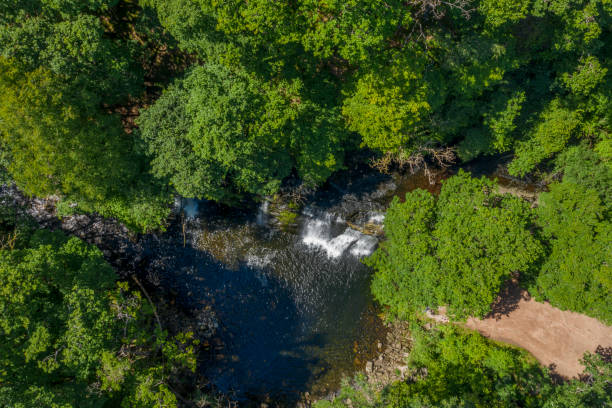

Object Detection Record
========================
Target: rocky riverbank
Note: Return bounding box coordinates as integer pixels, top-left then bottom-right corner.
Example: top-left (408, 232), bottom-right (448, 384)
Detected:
top-left (310, 319), bottom-right (413, 407)
top-left (1, 183), bottom-right (221, 345)
top-left (364, 320), bottom-right (413, 389)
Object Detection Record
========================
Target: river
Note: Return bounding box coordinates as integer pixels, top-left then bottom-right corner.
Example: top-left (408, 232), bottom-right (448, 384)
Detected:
top-left (144, 159), bottom-right (464, 406)
top-left (13, 156), bottom-right (536, 406)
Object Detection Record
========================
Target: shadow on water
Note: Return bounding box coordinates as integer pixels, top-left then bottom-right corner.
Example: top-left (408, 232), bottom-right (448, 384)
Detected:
top-left (140, 232), bottom-right (316, 404)
top-left (138, 215), bottom-right (384, 406)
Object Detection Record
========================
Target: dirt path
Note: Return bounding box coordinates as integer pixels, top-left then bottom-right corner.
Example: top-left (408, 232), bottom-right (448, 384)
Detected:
top-left (466, 284), bottom-right (612, 378)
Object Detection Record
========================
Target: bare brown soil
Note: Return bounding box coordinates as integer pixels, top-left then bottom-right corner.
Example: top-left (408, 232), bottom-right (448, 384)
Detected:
top-left (466, 284), bottom-right (612, 378)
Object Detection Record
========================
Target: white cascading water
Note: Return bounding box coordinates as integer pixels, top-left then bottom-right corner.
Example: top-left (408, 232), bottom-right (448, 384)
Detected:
top-left (367, 212), bottom-right (385, 224)
top-left (349, 235), bottom-right (378, 257)
top-left (301, 209), bottom-right (378, 259)
top-left (182, 198), bottom-right (200, 219)
top-left (256, 200), bottom-right (270, 226)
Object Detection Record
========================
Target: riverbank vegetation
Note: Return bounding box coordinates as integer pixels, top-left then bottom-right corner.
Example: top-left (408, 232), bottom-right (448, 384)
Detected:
top-left (0, 211), bottom-right (200, 408)
top-left (358, 138), bottom-right (610, 406)
top-left (315, 324), bottom-right (611, 408)
top-left (368, 159), bottom-right (611, 323)
top-left (366, 170), bottom-right (543, 320)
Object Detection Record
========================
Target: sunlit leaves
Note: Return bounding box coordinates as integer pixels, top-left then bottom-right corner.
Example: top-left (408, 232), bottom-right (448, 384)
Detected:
top-left (367, 171), bottom-right (542, 320)
top-left (138, 63), bottom-right (347, 202)
top-left (532, 181), bottom-right (612, 323)
top-left (0, 58), bottom-right (170, 232)
top-left (509, 101), bottom-right (580, 176)
top-left (0, 229), bottom-right (197, 408)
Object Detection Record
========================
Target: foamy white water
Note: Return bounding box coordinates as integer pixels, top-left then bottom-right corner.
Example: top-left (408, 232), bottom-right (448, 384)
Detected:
top-left (256, 200), bottom-right (270, 226)
top-left (350, 235), bottom-right (378, 257)
top-left (183, 198), bottom-right (199, 218)
top-left (301, 210), bottom-right (378, 258)
top-left (367, 212), bottom-right (385, 224)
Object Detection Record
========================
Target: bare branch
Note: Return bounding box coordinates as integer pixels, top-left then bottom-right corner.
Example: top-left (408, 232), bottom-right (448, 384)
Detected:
top-left (407, 0), bottom-right (474, 20)
top-left (371, 145), bottom-right (456, 184)
top-left (132, 275), bottom-right (163, 333)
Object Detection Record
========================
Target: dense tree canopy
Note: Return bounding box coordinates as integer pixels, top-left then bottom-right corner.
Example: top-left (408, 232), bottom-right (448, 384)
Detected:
top-left (530, 150), bottom-right (612, 323)
top-left (1, 0), bottom-right (610, 226)
top-left (0, 227), bottom-right (196, 408)
top-left (0, 58), bottom-right (171, 232)
top-left (0, 0), bottom-right (610, 405)
top-left (367, 150), bottom-right (611, 323)
top-left (366, 171), bottom-right (542, 319)
top-left (137, 0), bottom-right (612, 197)
top-left (0, 0), bottom-right (141, 103)
top-left (0, 1), bottom-right (175, 232)
top-left (137, 63), bottom-right (347, 203)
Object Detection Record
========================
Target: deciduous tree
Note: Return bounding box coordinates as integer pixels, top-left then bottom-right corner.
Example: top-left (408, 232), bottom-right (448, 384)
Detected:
top-left (366, 171), bottom-right (542, 319)
top-left (0, 228), bottom-right (197, 408)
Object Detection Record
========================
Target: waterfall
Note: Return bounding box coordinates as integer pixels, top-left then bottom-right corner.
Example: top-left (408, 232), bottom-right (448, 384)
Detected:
top-left (367, 212), bottom-right (385, 225)
top-left (182, 198), bottom-right (199, 219)
top-left (300, 209), bottom-right (378, 259)
top-left (349, 235), bottom-right (378, 257)
top-left (256, 200), bottom-right (270, 226)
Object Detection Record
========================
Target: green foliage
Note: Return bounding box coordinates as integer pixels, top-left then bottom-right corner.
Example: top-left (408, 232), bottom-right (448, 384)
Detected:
top-left (532, 180), bottom-right (611, 324)
top-left (542, 352), bottom-right (612, 408)
top-left (139, 0), bottom-right (227, 59)
top-left (560, 56), bottom-right (608, 96)
top-left (365, 187), bottom-right (438, 319)
top-left (138, 63), bottom-right (347, 202)
top-left (316, 325), bottom-right (556, 408)
top-left (342, 49), bottom-right (438, 154)
top-left (0, 58), bottom-right (170, 232)
top-left (14, 0), bottom-right (604, 218)
top-left (366, 171), bottom-right (542, 319)
top-left (0, 2), bottom-right (610, 405)
top-left (0, 0), bottom-right (140, 103)
top-left (142, 0), bottom-right (410, 67)
top-left (314, 374), bottom-right (380, 408)
top-left (0, 1), bottom-right (174, 231)
top-left (316, 327), bottom-right (611, 408)
top-left (554, 144), bottom-right (612, 210)
top-left (469, 142), bottom-right (612, 326)
top-left (277, 210), bottom-right (299, 227)
top-left (0, 229), bottom-right (196, 408)
top-left (386, 325), bottom-right (551, 408)
top-left (458, 91), bottom-right (526, 160)
top-left (480, 0), bottom-right (531, 27)
top-left (1, 0), bottom-right (610, 226)
top-left (509, 101), bottom-right (581, 176)
top-left (298, 0), bottom-right (410, 63)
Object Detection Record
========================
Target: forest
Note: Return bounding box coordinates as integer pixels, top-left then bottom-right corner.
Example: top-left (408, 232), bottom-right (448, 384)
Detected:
top-left (0, 0), bottom-right (610, 407)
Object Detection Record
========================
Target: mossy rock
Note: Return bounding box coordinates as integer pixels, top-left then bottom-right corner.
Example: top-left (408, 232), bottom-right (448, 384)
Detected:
top-left (277, 209), bottom-right (298, 227)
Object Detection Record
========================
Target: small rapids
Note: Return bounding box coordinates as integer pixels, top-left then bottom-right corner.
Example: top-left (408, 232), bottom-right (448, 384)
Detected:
top-left (301, 208), bottom-right (380, 259)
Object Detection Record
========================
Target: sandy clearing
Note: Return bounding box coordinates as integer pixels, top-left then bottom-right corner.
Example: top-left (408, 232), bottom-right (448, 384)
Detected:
top-left (465, 283), bottom-right (612, 378)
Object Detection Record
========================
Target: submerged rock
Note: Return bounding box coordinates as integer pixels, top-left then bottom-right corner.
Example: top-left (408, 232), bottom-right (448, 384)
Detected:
top-left (195, 307), bottom-right (219, 339)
